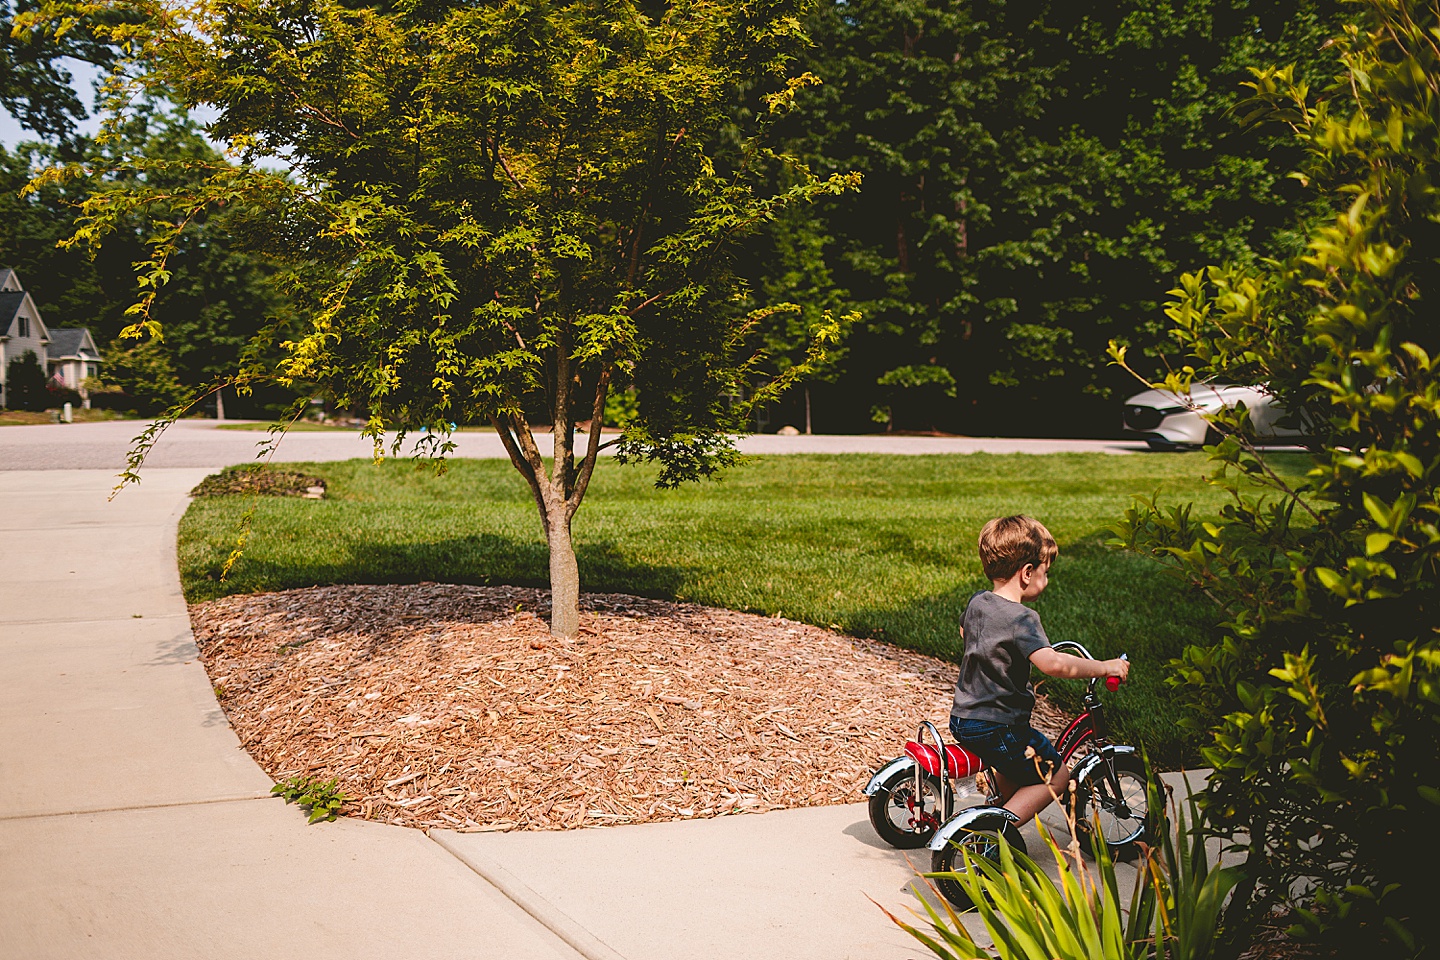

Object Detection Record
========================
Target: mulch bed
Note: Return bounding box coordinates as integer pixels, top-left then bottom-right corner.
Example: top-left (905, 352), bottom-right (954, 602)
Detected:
top-left (190, 582), bottom-right (1066, 832)
top-left (190, 465), bottom-right (327, 498)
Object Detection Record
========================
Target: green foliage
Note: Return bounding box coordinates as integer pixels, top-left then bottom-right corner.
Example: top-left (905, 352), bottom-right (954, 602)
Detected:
top-left (890, 779), bottom-right (1240, 960)
top-left (0, 109), bottom-right (296, 416)
top-left (744, 0), bottom-right (1349, 433)
top-left (0, 0), bottom-right (120, 140)
top-left (1109, 1), bottom-right (1440, 953)
top-left (1126, 777), bottom-right (1244, 960)
top-left (905, 827), bottom-right (1140, 960)
top-left (19, 0), bottom-right (859, 634)
top-left (271, 774), bottom-right (345, 824)
top-left (3, 349), bottom-right (48, 410)
top-left (99, 338), bottom-right (186, 414)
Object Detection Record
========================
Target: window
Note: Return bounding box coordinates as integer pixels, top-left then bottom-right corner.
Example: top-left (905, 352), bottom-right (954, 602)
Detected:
top-left (17, 316), bottom-right (29, 338)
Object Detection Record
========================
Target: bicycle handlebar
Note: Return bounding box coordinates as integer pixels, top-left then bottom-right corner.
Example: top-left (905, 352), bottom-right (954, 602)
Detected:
top-left (1103, 653), bottom-right (1130, 692)
top-left (1052, 642), bottom-right (1129, 691)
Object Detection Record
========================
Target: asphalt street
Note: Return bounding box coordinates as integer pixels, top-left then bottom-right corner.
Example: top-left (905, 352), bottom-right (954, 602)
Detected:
top-left (0, 418), bottom-right (1145, 471)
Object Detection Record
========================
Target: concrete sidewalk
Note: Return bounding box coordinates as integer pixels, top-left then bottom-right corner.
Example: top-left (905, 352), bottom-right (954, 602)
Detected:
top-left (0, 466), bottom-right (1191, 960)
top-left (0, 470), bottom-right (582, 960)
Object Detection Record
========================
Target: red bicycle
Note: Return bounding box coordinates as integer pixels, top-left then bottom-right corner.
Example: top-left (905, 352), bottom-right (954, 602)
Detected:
top-left (863, 643), bottom-right (1148, 906)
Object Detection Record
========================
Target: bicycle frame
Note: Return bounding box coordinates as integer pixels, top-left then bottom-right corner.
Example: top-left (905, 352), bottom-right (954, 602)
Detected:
top-left (1049, 641), bottom-right (1132, 817)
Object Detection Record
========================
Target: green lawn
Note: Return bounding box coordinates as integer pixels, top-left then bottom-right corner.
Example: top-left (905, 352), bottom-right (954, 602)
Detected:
top-left (178, 452), bottom-right (1311, 765)
top-left (0, 408), bottom-right (133, 426)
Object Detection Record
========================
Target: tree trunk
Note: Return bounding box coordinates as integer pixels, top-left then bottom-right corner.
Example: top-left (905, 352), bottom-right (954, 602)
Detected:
top-left (546, 502), bottom-right (580, 638)
top-left (215, 386), bottom-right (226, 420)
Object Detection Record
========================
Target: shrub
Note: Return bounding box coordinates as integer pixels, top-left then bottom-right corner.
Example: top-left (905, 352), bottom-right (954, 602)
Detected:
top-left (1109, 0), bottom-right (1439, 954)
top-left (4, 350), bottom-right (48, 410)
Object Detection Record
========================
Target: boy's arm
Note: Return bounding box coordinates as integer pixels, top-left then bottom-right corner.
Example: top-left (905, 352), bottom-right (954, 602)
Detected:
top-left (1030, 647), bottom-right (1129, 681)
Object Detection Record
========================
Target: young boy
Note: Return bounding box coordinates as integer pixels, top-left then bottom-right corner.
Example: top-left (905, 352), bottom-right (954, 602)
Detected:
top-left (950, 515), bottom-right (1129, 825)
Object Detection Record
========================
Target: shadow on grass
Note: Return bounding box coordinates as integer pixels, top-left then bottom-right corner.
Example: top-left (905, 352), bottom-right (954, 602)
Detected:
top-left (188, 532), bottom-right (691, 607)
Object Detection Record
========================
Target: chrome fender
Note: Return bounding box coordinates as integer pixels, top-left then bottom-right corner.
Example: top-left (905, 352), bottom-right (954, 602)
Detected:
top-left (1071, 744), bottom-right (1139, 791)
top-left (862, 757), bottom-right (915, 796)
top-left (927, 804), bottom-right (1021, 852)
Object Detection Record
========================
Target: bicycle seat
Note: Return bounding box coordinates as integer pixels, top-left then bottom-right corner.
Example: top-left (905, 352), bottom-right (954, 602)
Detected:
top-left (904, 741), bottom-right (985, 778)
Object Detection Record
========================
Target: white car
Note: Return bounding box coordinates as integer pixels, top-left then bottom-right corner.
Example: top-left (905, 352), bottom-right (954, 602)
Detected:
top-left (1122, 383), bottom-right (1306, 450)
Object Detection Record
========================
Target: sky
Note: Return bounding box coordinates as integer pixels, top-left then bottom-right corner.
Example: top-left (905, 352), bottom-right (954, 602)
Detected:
top-left (1, 58), bottom-right (222, 152)
top-left (0, 58), bottom-right (105, 148)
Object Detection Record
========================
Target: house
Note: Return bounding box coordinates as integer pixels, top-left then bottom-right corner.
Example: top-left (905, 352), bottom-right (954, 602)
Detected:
top-left (45, 328), bottom-right (103, 397)
top-left (0, 268), bottom-right (102, 409)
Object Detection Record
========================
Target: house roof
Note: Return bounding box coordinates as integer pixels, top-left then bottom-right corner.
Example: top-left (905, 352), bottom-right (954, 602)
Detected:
top-left (0, 268), bottom-right (19, 292)
top-left (0, 291), bottom-right (24, 324)
top-left (0, 290), bottom-right (51, 345)
top-left (47, 328), bottom-right (100, 361)
top-left (0, 291), bottom-right (30, 329)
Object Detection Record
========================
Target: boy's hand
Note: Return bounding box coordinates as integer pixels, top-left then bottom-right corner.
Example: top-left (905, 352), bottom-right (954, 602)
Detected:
top-left (1105, 658), bottom-right (1131, 683)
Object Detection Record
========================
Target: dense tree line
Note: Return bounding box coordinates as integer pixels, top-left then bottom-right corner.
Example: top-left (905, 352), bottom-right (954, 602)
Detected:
top-left (744, 0), bottom-right (1353, 435)
top-left (2, 0), bottom-right (1357, 432)
top-left (0, 108), bottom-right (295, 414)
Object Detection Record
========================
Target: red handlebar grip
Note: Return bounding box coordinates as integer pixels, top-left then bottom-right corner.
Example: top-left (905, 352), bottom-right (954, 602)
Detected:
top-left (1105, 675), bottom-right (1121, 692)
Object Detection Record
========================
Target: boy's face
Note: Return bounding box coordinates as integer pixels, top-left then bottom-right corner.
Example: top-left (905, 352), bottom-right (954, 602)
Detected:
top-left (1020, 560), bottom-right (1051, 601)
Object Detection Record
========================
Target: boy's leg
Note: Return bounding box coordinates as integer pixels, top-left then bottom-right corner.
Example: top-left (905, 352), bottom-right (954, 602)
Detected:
top-left (1002, 761), bottom-right (1070, 825)
top-left (990, 769), bottom-right (1019, 805)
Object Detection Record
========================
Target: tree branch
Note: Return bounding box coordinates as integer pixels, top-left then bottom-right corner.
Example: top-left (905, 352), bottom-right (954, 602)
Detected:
top-left (553, 322), bottom-right (576, 499)
top-left (567, 365), bottom-right (611, 519)
top-left (493, 413), bottom-right (551, 530)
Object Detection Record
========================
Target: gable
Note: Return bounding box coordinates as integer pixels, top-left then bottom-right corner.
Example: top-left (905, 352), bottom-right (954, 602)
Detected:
top-left (0, 292), bottom-right (50, 345)
top-left (46, 328), bottom-right (99, 360)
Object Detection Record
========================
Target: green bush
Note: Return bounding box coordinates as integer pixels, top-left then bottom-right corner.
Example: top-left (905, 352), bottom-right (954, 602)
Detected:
top-left (1109, 1), bottom-right (1440, 954)
top-left (4, 350), bottom-right (48, 410)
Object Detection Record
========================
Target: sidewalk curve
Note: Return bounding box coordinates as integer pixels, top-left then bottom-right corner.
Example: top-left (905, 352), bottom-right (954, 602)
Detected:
top-left (0, 470), bottom-right (583, 960)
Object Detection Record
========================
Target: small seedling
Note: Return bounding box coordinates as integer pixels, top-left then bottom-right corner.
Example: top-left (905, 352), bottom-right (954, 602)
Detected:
top-left (272, 774), bottom-right (346, 823)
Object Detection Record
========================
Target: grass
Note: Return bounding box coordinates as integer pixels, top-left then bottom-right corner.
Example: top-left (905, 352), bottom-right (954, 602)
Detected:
top-left (177, 452), bottom-right (1312, 766)
top-left (0, 408), bottom-right (132, 425)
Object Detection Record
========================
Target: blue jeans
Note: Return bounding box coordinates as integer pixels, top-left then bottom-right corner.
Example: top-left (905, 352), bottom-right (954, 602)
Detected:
top-left (950, 716), bottom-right (1063, 787)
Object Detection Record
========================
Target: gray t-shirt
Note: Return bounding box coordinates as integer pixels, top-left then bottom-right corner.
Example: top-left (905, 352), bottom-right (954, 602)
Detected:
top-left (950, 590), bottom-right (1051, 725)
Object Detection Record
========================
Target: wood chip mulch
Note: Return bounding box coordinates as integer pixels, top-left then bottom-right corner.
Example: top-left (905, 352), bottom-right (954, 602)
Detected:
top-left (190, 582), bottom-right (1065, 832)
top-left (190, 465), bottom-right (327, 498)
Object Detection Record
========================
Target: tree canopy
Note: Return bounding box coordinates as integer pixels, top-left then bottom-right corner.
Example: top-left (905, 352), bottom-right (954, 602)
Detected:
top-left (21, 0), bottom-right (857, 634)
top-left (741, 0), bottom-right (1351, 434)
top-left (0, 108), bottom-right (294, 414)
top-left (0, 0), bottom-right (123, 141)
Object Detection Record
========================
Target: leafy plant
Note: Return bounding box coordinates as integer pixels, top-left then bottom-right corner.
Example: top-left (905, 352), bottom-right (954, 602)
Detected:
top-left (1126, 778), bottom-right (1244, 960)
top-left (3, 350), bottom-right (48, 411)
top-left (272, 775), bottom-right (346, 824)
top-left (19, 0), bottom-right (859, 640)
top-left (884, 778), bottom-right (1242, 960)
top-left (1106, 0), bottom-right (1440, 954)
top-left (888, 825), bottom-right (1140, 960)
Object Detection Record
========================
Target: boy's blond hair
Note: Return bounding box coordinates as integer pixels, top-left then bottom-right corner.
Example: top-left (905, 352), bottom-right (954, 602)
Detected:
top-left (978, 515), bottom-right (1058, 582)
